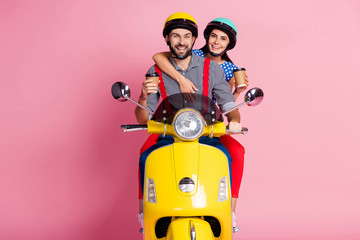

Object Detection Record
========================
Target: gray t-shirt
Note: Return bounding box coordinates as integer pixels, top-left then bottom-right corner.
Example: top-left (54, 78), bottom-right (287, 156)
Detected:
top-left (146, 53), bottom-right (236, 113)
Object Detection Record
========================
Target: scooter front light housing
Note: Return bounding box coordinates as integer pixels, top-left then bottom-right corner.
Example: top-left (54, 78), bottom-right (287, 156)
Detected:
top-left (218, 176), bottom-right (228, 202)
top-left (173, 109), bottom-right (204, 141)
top-left (147, 178), bottom-right (157, 203)
top-left (179, 177), bottom-right (195, 193)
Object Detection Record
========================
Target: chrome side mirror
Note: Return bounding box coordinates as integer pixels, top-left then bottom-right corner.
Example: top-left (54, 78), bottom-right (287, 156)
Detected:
top-left (111, 82), bottom-right (154, 115)
top-left (244, 88), bottom-right (264, 106)
top-left (222, 87), bottom-right (264, 115)
top-left (111, 82), bottom-right (131, 102)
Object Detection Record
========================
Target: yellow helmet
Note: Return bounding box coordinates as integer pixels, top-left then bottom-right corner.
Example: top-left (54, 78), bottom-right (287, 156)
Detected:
top-left (163, 12), bottom-right (198, 38)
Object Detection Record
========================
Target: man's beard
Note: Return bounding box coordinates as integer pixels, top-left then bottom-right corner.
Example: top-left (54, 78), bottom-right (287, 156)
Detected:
top-left (168, 42), bottom-right (193, 59)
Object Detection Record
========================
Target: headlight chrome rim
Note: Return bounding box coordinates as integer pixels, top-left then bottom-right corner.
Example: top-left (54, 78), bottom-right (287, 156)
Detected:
top-left (173, 109), bottom-right (205, 141)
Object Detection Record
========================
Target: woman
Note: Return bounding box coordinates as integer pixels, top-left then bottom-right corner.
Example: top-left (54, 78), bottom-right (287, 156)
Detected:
top-left (151, 18), bottom-right (248, 231)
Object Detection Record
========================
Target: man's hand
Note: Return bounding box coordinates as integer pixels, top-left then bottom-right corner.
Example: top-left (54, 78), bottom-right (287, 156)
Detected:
top-left (225, 109), bottom-right (241, 134)
top-left (135, 78), bottom-right (158, 124)
top-left (227, 121), bottom-right (243, 135)
top-left (140, 79), bottom-right (158, 100)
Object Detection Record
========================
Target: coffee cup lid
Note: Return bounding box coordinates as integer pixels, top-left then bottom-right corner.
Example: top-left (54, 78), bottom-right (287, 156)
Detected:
top-left (145, 72), bottom-right (160, 77)
top-left (233, 68), bottom-right (246, 72)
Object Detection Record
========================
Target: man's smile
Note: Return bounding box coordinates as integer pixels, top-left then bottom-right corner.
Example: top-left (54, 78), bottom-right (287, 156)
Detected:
top-left (176, 45), bottom-right (187, 52)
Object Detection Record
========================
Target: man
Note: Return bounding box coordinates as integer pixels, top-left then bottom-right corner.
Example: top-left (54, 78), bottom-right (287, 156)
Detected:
top-left (135, 12), bottom-right (242, 231)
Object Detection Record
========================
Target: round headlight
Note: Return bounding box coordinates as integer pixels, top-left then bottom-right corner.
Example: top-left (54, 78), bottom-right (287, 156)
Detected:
top-left (179, 177), bottom-right (195, 193)
top-left (173, 110), bottom-right (204, 140)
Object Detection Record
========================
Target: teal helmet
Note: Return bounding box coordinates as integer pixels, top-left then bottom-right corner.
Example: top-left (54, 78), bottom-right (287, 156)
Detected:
top-left (203, 18), bottom-right (238, 50)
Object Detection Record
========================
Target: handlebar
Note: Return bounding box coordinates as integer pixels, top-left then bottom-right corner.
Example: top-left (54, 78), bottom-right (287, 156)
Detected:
top-left (120, 123), bottom-right (248, 135)
top-left (121, 124), bottom-right (148, 132)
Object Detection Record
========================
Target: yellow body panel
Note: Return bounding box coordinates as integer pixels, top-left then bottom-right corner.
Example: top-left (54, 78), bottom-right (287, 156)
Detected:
top-left (143, 139), bottom-right (232, 239)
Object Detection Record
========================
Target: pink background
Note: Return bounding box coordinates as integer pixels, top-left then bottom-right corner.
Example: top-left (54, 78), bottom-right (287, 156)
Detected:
top-left (1, 0), bottom-right (360, 239)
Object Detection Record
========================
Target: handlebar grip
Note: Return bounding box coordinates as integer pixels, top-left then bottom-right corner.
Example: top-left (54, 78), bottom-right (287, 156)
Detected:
top-left (226, 127), bottom-right (248, 134)
top-left (121, 124), bottom-right (148, 129)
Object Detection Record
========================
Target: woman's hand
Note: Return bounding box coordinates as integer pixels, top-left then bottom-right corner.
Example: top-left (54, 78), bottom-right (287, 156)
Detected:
top-left (233, 74), bottom-right (249, 99)
top-left (178, 75), bottom-right (198, 93)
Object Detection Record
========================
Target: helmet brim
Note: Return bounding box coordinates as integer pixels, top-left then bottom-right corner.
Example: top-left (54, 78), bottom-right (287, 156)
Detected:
top-left (163, 19), bottom-right (198, 38)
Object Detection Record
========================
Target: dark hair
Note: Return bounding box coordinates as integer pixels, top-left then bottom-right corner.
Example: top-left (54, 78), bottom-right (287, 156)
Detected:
top-left (200, 45), bottom-right (234, 63)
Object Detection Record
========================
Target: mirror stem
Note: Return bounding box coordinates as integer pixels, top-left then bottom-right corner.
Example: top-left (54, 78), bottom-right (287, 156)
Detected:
top-left (124, 96), bottom-right (154, 115)
top-left (222, 101), bottom-right (248, 116)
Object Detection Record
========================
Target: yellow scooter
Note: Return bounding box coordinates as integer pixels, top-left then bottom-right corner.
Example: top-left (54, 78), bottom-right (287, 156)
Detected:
top-left (111, 82), bottom-right (263, 240)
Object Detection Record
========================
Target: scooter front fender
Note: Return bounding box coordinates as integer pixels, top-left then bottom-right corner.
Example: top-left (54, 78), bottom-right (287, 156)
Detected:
top-left (166, 218), bottom-right (215, 240)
